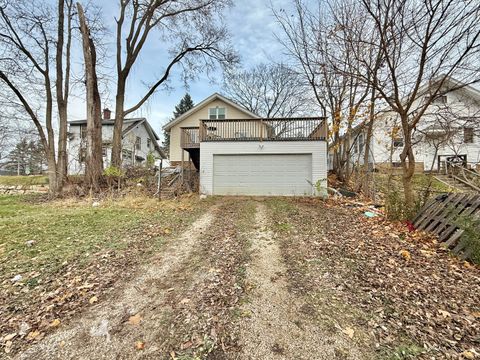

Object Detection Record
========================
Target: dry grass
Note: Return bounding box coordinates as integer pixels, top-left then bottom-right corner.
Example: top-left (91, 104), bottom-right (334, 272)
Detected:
top-left (0, 175), bottom-right (48, 186)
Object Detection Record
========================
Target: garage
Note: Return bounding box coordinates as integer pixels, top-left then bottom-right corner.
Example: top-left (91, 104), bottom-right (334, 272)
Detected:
top-left (212, 154), bottom-right (313, 196)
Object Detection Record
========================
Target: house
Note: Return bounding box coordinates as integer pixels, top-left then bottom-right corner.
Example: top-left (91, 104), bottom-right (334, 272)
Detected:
top-left (163, 93), bottom-right (328, 196)
top-left (67, 109), bottom-right (165, 175)
top-left (333, 77), bottom-right (480, 173)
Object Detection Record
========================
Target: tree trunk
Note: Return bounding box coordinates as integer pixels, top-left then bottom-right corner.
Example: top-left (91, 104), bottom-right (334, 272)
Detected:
top-left (358, 88), bottom-right (376, 195)
top-left (55, 0), bottom-right (72, 190)
top-left (46, 153), bottom-right (58, 196)
top-left (78, 3), bottom-right (103, 190)
top-left (111, 78), bottom-right (126, 168)
top-left (400, 124), bottom-right (416, 211)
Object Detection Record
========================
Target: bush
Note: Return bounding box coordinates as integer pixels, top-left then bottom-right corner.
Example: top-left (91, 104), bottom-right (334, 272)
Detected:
top-left (456, 214), bottom-right (480, 264)
top-left (103, 166), bottom-right (124, 190)
top-left (385, 187), bottom-right (422, 221)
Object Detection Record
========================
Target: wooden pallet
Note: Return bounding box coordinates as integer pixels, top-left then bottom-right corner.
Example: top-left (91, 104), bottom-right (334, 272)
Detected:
top-left (413, 193), bottom-right (480, 258)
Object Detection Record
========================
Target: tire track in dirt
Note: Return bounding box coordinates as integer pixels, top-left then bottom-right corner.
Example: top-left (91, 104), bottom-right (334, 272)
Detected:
top-left (15, 204), bottom-right (219, 360)
top-left (233, 202), bottom-right (366, 360)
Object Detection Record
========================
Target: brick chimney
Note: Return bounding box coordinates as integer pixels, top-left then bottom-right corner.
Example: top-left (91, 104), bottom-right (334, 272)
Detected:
top-left (103, 108), bottom-right (111, 120)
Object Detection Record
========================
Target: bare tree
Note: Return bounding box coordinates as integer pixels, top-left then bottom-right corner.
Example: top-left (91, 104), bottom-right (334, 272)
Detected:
top-left (0, 0), bottom-right (74, 195)
top-left (273, 0), bottom-right (375, 183)
top-left (357, 0), bottom-right (480, 210)
top-left (56, 0), bottom-right (74, 182)
top-left (110, 0), bottom-right (237, 167)
top-left (77, 2), bottom-right (103, 190)
top-left (223, 63), bottom-right (311, 118)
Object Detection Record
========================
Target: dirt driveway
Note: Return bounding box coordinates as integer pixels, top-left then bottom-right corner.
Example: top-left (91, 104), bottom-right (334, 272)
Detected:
top-left (7, 197), bottom-right (480, 359)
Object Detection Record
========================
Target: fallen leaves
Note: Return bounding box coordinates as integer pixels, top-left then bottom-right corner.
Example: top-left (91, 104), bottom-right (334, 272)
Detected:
top-left (438, 310), bottom-right (451, 319)
top-left (3, 333), bottom-right (16, 342)
top-left (461, 350), bottom-right (476, 359)
top-left (271, 198), bottom-right (480, 359)
top-left (49, 319), bottom-right (61, 328)
top-left (342, 327), bottom-right (355, 339)
top-left (128, 314), bottom-right (142, 326)
top-left (89, 296), bottom-right (98, 304)
top-left (25, 330), bottom-right (43, 341)
top-left (4, 340), bottom-right (13, 353)
top-left (135, 340), bottom-right (145, 350)
top-left (399, 249), bottom-right (411, 261)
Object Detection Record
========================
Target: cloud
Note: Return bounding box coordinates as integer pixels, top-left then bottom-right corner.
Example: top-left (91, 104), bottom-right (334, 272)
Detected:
top-left (69, 0), bottom-right (291, 134)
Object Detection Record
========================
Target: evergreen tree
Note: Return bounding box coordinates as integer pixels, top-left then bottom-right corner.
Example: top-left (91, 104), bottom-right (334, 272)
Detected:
top-left (163, 93), bottom-right (195, 155)
top-left (5, 138), bottom-right (46, 175)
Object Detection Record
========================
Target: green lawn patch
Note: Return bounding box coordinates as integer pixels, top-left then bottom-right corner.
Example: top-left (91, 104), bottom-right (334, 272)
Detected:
top-left (0, 175), bottom-right (49, 186)
top-left (0, 194), bottom-right (206, 282)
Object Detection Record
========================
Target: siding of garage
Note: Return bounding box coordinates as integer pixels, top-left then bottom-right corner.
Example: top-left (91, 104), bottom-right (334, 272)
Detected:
top-left (200, 141), bottom-right (328, 196)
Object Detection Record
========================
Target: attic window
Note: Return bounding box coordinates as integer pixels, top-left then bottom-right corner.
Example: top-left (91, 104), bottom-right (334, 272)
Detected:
top-left (209, 107), bottom-right (225, 120)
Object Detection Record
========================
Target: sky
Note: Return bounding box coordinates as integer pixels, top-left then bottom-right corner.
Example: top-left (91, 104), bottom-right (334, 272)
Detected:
top-left (68, 0), bottom-right (294, 142)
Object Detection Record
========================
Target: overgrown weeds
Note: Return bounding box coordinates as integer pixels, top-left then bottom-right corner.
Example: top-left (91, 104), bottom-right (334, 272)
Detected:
top-left (456, 213), bottom-right (480, 264)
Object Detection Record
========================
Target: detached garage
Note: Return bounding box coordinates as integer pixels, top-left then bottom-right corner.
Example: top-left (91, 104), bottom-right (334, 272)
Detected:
top-left (163, 92), bottom-right (328, 197)
top-left (213, 154), bottom-right (313, 196)
top-left (200, 141), bottom-right (327, 197)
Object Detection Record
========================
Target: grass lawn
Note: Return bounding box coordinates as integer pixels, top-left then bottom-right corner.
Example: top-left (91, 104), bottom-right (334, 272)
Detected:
top-left (0, 194), bottom-right (211, 341)
top-left (372, 173), bottom-right (454, 197)
top-left (0, 194), bottom-right (207, 279)
top-left (0, 175), bottom-right (49, 186)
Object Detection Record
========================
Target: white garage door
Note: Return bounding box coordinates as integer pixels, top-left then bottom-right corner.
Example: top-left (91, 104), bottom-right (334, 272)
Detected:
top-left (213, 154), bottom-right (312, 196)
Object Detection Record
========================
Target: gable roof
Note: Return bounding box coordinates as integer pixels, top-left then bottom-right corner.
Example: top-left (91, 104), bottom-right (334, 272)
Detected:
top-left (162, 93), bottom-right (260, 131)
top-left (421, 75), bottom-right (480, 102)
top-left (69, 117), bottom-right (166, 159)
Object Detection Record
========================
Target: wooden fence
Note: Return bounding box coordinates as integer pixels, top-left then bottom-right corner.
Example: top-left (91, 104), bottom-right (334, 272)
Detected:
top-left (413, 193), bottom-right (480, 259)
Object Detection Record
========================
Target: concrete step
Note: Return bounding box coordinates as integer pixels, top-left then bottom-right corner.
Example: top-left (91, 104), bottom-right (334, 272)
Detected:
top-left (434, 175), bottom-right (477, 192)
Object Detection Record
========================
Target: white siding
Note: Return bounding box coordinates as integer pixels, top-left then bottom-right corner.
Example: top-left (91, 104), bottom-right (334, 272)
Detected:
top-left (344, 85), bottom-right (480, 171)
top-left (213, 154), bottom-right (312, 196)
top-left (200, 141), bottom-right (328, 196)
top-left (67, 121), bottom-right (161, 175)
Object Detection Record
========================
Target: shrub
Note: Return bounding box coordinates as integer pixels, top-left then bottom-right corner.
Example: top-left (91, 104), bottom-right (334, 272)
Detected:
top-left (385, 187), bottom-right (422, 221)
top-left (456, 213), bottom-right (480, 264)
top-left (103, 166), bottom-right (124, 190)
top-left (146, 152), bottom-right (155, 169)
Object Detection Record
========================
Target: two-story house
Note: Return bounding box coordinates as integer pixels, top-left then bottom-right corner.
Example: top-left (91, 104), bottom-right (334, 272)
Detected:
top-left (67, 109), bottom-right (165, 175)
top-left (163, 93), bottom-right (328, 196)
top-left (334, 76), bottom-right (480, 173)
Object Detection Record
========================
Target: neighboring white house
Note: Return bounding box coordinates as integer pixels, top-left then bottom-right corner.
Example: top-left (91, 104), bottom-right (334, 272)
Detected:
top-left (163, 93), bottom-right (328, 196)
top-left (67, 109), bottom-right (165, 175)
top-left (333, 77), bottom-right (480, 173)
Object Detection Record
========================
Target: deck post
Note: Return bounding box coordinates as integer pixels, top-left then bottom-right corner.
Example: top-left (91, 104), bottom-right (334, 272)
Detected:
top-left (181, 149), bottom-right (184, 184)
top-left (260, 119), bottom-right (263, 141)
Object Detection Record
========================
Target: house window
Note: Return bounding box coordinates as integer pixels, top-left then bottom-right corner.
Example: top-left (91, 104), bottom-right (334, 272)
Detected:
top-left (147, 138), bottom-right (151, 149)
top-left (80, 125), bottom-right (87, 140)
top-left (122, 149), bottom-right (133, 161)
top-left (393, 137), bottom-right (404, 148)
top-left (135, 136), bottom-right (141, 150)
top-left (208, 107), bottom-right (226, 120)
top-left (464, 127), bottom-right (474, 143)
top-left (428, 95), bottom-right (447, 105)
top-left (79, 148), bottom-right (86, 163)
top-left (358, 134), bottom-right (365, 154)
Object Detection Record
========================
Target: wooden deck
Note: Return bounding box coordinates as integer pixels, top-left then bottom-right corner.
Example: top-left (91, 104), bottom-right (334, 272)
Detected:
top-left (180, 127), bottom-right (200, 149)
top-left (180, 117), bottom-right (327, 149)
